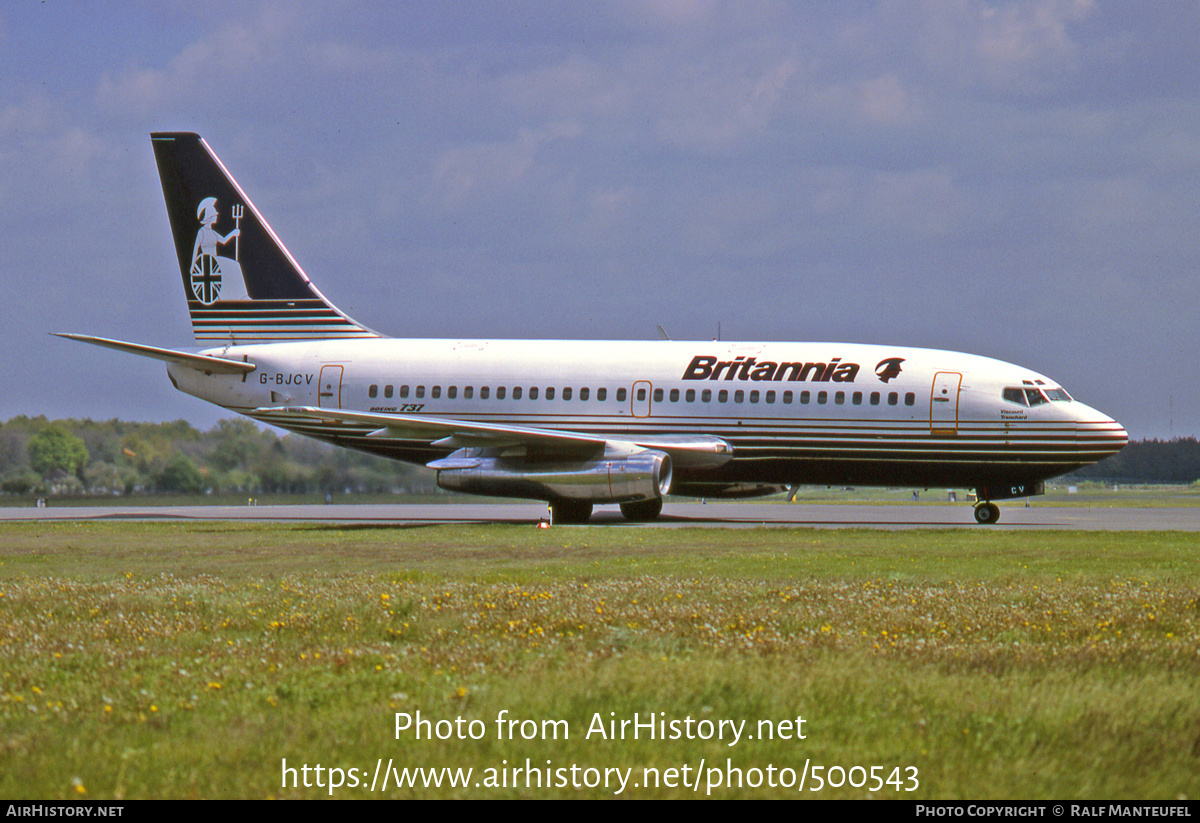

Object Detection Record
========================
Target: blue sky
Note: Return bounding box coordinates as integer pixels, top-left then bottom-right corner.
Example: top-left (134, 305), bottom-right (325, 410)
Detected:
top-left (2, 1), bottom-right (1198, 437)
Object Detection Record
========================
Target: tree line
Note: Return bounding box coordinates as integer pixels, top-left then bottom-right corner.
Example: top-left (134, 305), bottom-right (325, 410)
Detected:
top-left (0, 416), bottom-right (439, 497)
top-left (1064, 437), bottom-right (1200, 485)
top-left (2, 416), bottom-right (1196, 498)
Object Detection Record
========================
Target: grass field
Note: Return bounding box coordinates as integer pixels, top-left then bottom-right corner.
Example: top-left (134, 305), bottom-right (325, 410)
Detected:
top-left (0, 521), bottom-right (1197, 799)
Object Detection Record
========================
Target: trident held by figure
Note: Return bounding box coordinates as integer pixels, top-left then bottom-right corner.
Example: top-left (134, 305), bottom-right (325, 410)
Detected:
top-left (231, 204), bottom-right (243, 261)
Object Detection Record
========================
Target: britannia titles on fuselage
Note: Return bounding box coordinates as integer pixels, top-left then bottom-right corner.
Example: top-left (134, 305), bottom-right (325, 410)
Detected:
top-left (682, 355), bottom-right (862, 383)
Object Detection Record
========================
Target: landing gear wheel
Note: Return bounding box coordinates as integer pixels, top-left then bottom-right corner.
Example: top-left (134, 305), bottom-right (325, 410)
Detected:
top-left (620, 498), bottom-right (663, 522)
top-left (973, 502), bottom-right (1001, 525)
top-left (550, 500), bottom-right (593, 524)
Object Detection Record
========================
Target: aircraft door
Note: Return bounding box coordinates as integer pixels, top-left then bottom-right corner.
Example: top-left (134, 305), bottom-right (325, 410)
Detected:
top-left (631, 381), bottom-right (653, 417)
top-left (930, 371), bottom-right (961, 435)
top-left (318, 365), bottom-right (344, 409)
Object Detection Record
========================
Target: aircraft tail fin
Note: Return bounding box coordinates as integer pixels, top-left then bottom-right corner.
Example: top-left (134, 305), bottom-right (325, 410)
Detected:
top-left (150, 132), bottom-right (381, 343)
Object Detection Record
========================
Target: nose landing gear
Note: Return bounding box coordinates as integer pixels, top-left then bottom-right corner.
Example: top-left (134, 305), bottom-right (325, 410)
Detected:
top-left (973, 501), bottom-right (1001, 524)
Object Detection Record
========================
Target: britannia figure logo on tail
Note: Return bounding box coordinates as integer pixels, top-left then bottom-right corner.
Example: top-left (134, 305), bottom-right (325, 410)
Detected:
top-left (189, 197), bottom-right (249, 304)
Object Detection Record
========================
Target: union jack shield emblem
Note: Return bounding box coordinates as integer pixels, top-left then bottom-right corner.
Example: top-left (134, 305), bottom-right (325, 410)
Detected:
top-left (191, 253), bottom-right (222, 304)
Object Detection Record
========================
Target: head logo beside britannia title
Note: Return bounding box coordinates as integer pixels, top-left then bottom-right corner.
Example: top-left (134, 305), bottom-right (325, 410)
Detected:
top-left (875, 357), bottom-right (905, 383)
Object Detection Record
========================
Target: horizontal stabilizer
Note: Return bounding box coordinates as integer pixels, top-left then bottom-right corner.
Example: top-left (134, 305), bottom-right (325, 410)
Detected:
top-left (54, 333), bottom-right (256, 375)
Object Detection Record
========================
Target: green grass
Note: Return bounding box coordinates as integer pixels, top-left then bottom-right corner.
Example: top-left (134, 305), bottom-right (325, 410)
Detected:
top-left (0, 523), bottom-right (1197, 798)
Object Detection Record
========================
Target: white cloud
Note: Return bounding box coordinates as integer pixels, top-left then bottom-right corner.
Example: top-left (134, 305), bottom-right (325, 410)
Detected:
top-left (854, 74), bottom-right (921, 126)
top-left (838, 0), bottom-right (1097, 97)
top-left (93, 7), bottom-right (300, 117)
top-left (868, 168), bottom-right (971, 236)
top-left (432, 121), bottom-right (583, 208)
top-left (976, 0), bottom-right (1091, 65)
top-left (498, 53), bottom-right (628, 120)
top-left (650, 55), bottom-right (800, 152)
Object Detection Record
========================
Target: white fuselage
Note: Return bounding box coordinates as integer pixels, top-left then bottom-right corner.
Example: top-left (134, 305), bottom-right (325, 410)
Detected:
top-left (167, 337), bottom-right (1127, 491)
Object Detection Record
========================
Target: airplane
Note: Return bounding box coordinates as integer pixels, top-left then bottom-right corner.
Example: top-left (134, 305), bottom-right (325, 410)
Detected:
top-left (58, 132), bottom-right (1128, 525)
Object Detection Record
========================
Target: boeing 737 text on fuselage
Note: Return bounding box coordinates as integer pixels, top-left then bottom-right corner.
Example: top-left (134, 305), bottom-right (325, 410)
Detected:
top-left (58, 133), bottom-right (1128, 524)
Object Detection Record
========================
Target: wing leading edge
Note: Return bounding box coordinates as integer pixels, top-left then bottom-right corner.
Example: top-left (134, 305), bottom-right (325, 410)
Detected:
top-left (251, 405), bottom-right (733, 470)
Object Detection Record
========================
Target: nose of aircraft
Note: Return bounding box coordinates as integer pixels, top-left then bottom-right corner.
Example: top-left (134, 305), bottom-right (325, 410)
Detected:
top-left (1074, 403), bottom-right (1128, 462)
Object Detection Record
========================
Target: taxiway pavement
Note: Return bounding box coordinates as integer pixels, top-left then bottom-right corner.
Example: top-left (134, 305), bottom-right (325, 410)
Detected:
top-left (1, 502), bottom-right (1196, 530)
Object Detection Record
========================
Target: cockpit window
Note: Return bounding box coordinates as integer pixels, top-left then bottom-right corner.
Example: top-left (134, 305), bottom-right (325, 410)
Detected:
top-left (1003, 388), bottom-right (1027, 406)
top-left (1006, 385), bottom-right (1072, 406)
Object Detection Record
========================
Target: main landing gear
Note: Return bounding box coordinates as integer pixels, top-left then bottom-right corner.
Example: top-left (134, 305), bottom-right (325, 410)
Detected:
top-left (550, 500), bottom-right (593, 524)
top-left (619, 498), bottom-right (663, 522)
top-left (973, 501), bottom-right (1001, 525)
top-left (548, 498), bottom-right (665, 524)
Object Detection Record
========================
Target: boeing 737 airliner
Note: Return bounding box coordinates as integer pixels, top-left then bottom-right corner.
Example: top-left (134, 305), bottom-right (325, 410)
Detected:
top-left (59, 133), bottom-right (1127, 524)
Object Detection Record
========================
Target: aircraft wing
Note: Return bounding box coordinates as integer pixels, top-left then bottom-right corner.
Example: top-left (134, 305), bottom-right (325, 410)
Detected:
top-left (251, 405), bottom-right (732, 469)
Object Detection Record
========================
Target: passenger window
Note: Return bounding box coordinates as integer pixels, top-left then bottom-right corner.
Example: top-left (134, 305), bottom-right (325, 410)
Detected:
top-left (834, 391), bottom-right (844, 405)
top-left (447, 386), bottom-right (457, 399)
top-left (616, 388), bottom-right (626, 402)
top-left (685, 389), bottom-right (695, 402)
top-left (368, 385), bottom-right (378, 398)
top-left (400, 385), bottom-right (410, 399)
top-left (530, 387), bottom-right (539, 400)
top-left (888, 392), bottom-right (898, 406)
top-left (702, 389), bottom-right (712, 402)
top-left (870, 392), bottom-right (879, 405)
top-left (464, 386), bottom-right (473, 399)
top-left (636, 388), bottom-right (646, 401)
top-left (783, 391), bottom-right (792, 403)
top-left (653, 388), bottom-right (663, 402)
top-left (905, 392), bottom-right (915, 406)
top-left (718, 390), bottom-right (728, 403)
top-left (670, 388), bottom-right (680, 402)
top-left (496, 387), bottom-right (505, 400)
top-left (579, 387), bottom-right (588, 401)
top-left (512, 387), bottom-right (522, 400)
top-left (480, 387), bottom-right (489, 399)
top-left (598, 388), bottom-right (607, 401)
top-left (563, 387), bottom-right (572, 401)
top-left (734, 390), bottom-right (744, 403)
top-left (416, 386), bottom-right (425, 399)
top-left (852, 392), bottom-right (862, 405)
top-left (800, 391), bottom-right (810, 404)
top-left (432, 386), bottom-right (441, 399)
top-left (818, 391), bottom-right (827, 405)
top-left (545, 387), bottom-right (554, 400)
top-left (384, 385), bottom-right (393, 399)
top-left (765, 390), bottom-right (775, 403)
top-left (749, 390), bottom-right (759, 403)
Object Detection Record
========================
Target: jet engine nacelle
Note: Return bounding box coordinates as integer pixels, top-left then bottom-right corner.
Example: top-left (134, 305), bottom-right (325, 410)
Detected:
top-left (434, 449), bottom-right (672, 504)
